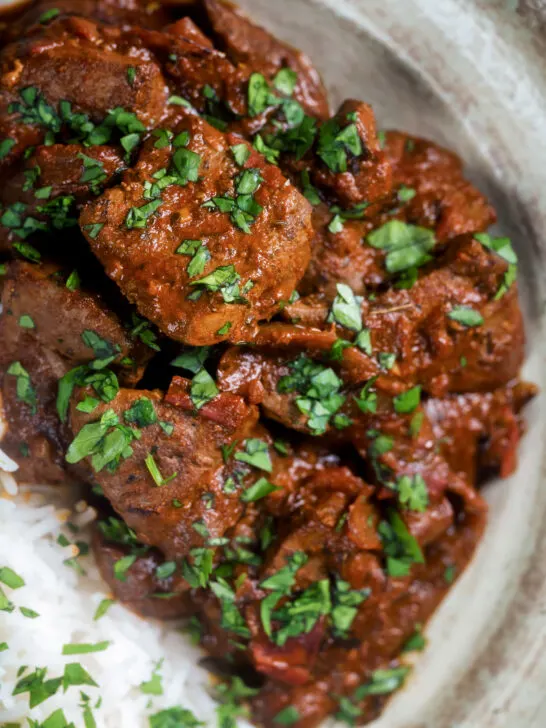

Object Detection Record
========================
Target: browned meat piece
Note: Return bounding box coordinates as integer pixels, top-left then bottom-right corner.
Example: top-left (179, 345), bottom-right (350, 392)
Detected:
top-left (91, 524), bottom-right (193, 620)
top-left (68, 377), bottom-right (259, 558)
top-left (0, 15), bottom-right (167, 169)
top-left (80, 112), bottom-right (312, 345)
top-left (202, 0), bottom-right (330, 120)
top-left (300, 130), bottom-right (495, 297)
top-left (310, 100), bottom-right (392, 208)
top-left (1, 0), bottom-right (173, 44)
top-left (0, 144), bottom-right (125, 256)
top-left (384, 130), bottom-right (496, 241)
top-left (425, 381), bottom-right (537, 484)
top-left (0, 260), bottom-right (150, 484)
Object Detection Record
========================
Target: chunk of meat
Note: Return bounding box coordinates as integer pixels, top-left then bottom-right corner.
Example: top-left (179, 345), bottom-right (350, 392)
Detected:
top-left (2, 0), bottom-right (174, 44)
top-left (0, 144), bottom-right (125, 256)
top-left (384, 130), bottom-right (496, 240)
top-left (425, 381), bottom-right (537, 483)
top-left (91, 526), bottom-right (193, 620)
top-left (202, 0), bottom-right (330, 120)
top-left (310, 100), bottom-right (392, 208)
top-left (81, 113), bottom-right (312, 345)
top-left (300, 130), bottom-right (495, 296)
top-left (0, 260), bottom-right (149, 484)
top-left (0, 15), bottom-right (167, 168)
top-left (68, 378), bottom-right (259, 558)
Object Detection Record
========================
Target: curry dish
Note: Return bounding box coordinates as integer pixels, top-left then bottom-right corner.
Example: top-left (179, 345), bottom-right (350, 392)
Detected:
top-left (0, 1), bottom-right (536, 726)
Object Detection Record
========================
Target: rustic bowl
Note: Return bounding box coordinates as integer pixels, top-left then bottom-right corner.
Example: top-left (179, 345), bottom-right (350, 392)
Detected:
top-left (235, 0), bottom-right (546, 726)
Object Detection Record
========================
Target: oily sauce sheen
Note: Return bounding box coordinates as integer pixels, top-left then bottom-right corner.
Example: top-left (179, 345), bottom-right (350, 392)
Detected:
top-left (0, 1), bottom-right (536, 726)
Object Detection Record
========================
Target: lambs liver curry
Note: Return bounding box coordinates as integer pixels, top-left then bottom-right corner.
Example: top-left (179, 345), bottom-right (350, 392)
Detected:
top-left (0, 1), bottom-right (536, 726)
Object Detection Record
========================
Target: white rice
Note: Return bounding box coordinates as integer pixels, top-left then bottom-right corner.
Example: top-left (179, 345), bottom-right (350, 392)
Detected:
top-left (0, 477), bottom-right (253, 727)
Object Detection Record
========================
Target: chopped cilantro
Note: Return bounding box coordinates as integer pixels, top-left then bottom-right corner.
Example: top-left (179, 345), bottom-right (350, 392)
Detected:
top-left (448, 306), bottom-right (484, 327)
top-left (378, 510), bottom-right (425, 577)
top-left (125, 198), bottom-right (163, 229)
top-left (124, 397), bottom-right (157, 427)
top-left (300, 170), bottom-right (320, 205)
top-left (247, 73), bottom-right (279, 117)
top-left (354, 377), bottom-right (378, 414)
top-left (0, 137), bottom-right (15, 159)
top-left (397, 184), bottom-right (416, 202)
top-left (273, 68), bottom-right (298, 96)
top-left (273, 706), bottom-right (300, 726)
top-left (355, 328), bottom-right (372, 355)
top-left (93, 598), bottom-right (114, 621)
top-left (328, 283), bottom-right (363, 332)
top-left (395, 474), bottom-right (429, 512)
top-left (231, 143), bottom-right (250, 167)
top-left (368, 220), bottom-right (435, 273)
top-left (277, 354), bottom-right (346, 435)
top-left (234, 438), bottom-right (272, 472)
top-left (39, 7), bottom-right (60, 23)
top-left (171, 346), bottom-right (210, 374)
top-left (145, 453), bottom-right (177, 487)
top-left (393, 385), bottom-right (421, 414)
top-left (241, 477), bottom-right (278, 503)
top-left (83, 222), bottom-right (103, 240)
top-left (149, 706), bottom-right (203, 728)
top-left (190, 368), bottom-right (218, 409)
top-left (176, 239), bottom-right (210, 278)
top-left (189, 264), bottom-right (251, 303)
top-left (62, 641), bottom-right (110, 655)
top-left (0, 566), bottom-right (25, 589)
top-left (7, 361), bottom-right (37, 413)
top-left (113, 554), bottom-right (137, 581)
top-left (317, 118), bottom-right (362, 173)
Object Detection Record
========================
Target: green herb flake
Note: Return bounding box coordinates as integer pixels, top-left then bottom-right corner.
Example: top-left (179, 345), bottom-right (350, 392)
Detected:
top-left (393, 385), bottom-right (421, 414)
top-left (247, 73), bottom-right (279, 117)
top-left (444, 564), bottom-right (456, 584)
top-left (0, 566), bottom-right (25, 589)
top-left (189, 264), bottom-right (249, 303)
top-left (93, 598), bottom-right (115, 621)
top-left (397, 184), bottom-right (416, 202)
top-left (273, 706), bottom-right (300, 726)
top-left (395, 473), bottom-right (429, 512)
top-left (39, 7), bottom-right (60, 23)
top-left (300, 170), bottom-right (320, 205)
top-left (62, 641), bottom-right (110, 655)
top-left (190, 368), bottom-right (218, 409)
top-left (62, 662), bottom-right (98, 691)
top-left (231, 143), bottom-right (250, 167)
top-left (355, 328), bottom-right (372, 356)
top-left (125, 198), bottom-right (163, 229)
top-left (378, 510), bottom-right (425, 577)
top-left (140, 661), bottom-right (164, 696)
top-left (234, 438), bottom-right (272, 473)
top-left (176, 238), bottom-right (210, 278)
top-left (18, 314), bottom-right (35, 329)
top-left (83, 223), bottom-right (104, 240)
top-left (241, 477), bottom-right (279, 503)
top-left (65, 269), bottom-right (81, 291)
top-left (402, 627), bottom-right (426, 653)
top-left (145, 453), bottom-right (177, 487)
top-left (20, 606), bottom-right (40, 618)
top-left (149, 706), bottom-right (203, 728)
top-left (328, 283), bottom-right (363, 332)
top-left (273, 68), bottom-right (298, 96)
top-left (124, 397), bottom-right (157, 427)
top-left (448, 306), bottom-right (484, 327)
top-left (127, 66), bottom-right (137, 86)
top-left (7, 361), bottom-right (37, 413)
top-left (0, 137), bottom-right (16, 159)
top-left (368, 220), bottom-right (435, 273)
top-left (111, 552), bottom-right (137, 582)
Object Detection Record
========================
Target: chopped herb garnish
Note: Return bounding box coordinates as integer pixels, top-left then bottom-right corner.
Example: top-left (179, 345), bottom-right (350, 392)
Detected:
top-left (0, 137), bottom-right (15, 159)
top-left (354, 377), bottom-right (378, 414)
top-left (62, 641), bottom-right (110, 655)
top-left (65, 269), bottom-right (80, 291)
top-left (331, 579), bottom-right (370, 638)
top-left (273, 706), bottom-right (300, 726)
top-left (149, 706), bottom-right (203, 728)
top-left (393, 385), bottom-right (421, 414)
top-left (397, 184), bottom-right (416, 202)
top-left (317, 118), bottom-right (362, 173)
top-left (124, 397), bottom-right (157, 427)
top-left (83, 222), bottom-right (104, 240)
top-left (234, 438), bottom-right (272, 472)
top-left (7, 361), bottom-right (37, 413)
top-left (39, 7), bottom-right (60, 23)
top-left (141, 661), bottom-right (164, 696)
top-left (247, 73), bottom-right (279, 117)
top-left (231, 143), bottom-right (250, 167)
top-left (328, 283), bottom-right (363, 332)
top-left (378, 352), bottom-right (396, 371)
top-left (0, 566), bottom-right (25, 589)
top-left (241, 477), bottom-right (279, 503)
top-left (127, 66), bottom-right (137, 86)
top-left (190, 264), bottom-right (251, 303)
top-left (277, 354), bottom-right (346, 435)
top-left (176, 238), bottom-right (210, 277)
top-left (378, 510), bottom-right (425, 577)
top-left (300, 169), bottom-right (321, 205)
top-left (190, 368), bottom-right (218, 409)
top-left (355, 328), bottom-right (372, 355)
top-left (368, 220), bottom-right (435, 273)
top-left (160, 421), bottom-right (174, 436)
top-left (125, 198), bottom-right (163, 229)
top-left (273, 68), bottom-right (298, 96)
top-left (171, 346), bottom-right (210, 374)
top-left (448, 306), bottom-right (484, 327)
top-left (395, 474), bottom-right (429, 512)
top-left (93, 598), bottom-right (114, 620)
top-left (20, 606), bottom-right (39, 618)
top-left (402, 627), bottom-right (426, 652)
top-left (145, 453), bottom-right (177, 487)
top-left (444, 564), bottom-right (456, 584)
top-left (113, 554), bottom-right (137, 581)
top-left (409, 410), bottom-right (424, 437)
